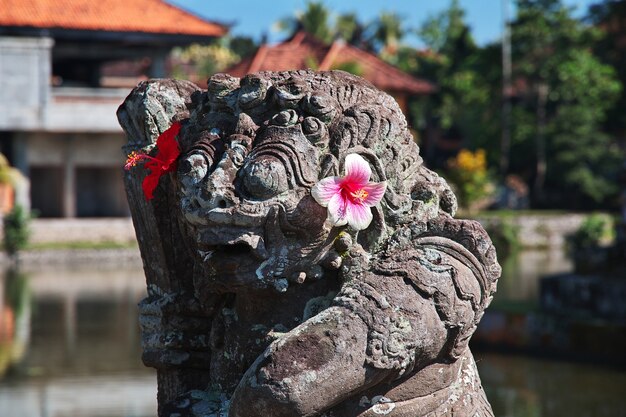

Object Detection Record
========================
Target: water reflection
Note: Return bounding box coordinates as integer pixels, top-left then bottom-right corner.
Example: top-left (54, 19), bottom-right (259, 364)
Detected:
top-left (494, 247), bottom-right (573, 306)
top-left (477, 352), bottom-right (626, 417)
top-left (0, 269), bottom-right (30, 378)
top-left (0, 264), bottom-right (156, 417)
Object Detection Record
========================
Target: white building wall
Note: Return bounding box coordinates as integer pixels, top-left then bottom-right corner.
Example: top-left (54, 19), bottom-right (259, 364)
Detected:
top-left (46, 88), bottom-right (127, 133)
top-left (0, 37), bottom-right (53, 130)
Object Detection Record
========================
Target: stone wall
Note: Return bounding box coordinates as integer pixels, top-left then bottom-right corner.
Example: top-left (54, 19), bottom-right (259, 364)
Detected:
top-left (28, 218), bottom-right (136, 244)
top-left (476, 213), bottom-right (590, 248)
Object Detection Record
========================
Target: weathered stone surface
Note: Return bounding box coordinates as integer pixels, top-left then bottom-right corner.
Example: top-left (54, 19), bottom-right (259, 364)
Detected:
top-left (118, 70), bottom-right (501, 417)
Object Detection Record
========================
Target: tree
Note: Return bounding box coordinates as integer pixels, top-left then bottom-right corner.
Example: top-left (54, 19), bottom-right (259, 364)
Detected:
top-left (509, 0), bottom-right (622, 206)
top-left (171, 36), bottom-right (258, 80)
top-left (3, 205), bottom-right (31, 263)
top-left (588, 0), bottom-right (626, 143)
top-left (413, 0), bottom-right (499, 168)
top-left (335, 13), bottom-right (370, 48)
top-left (229, 36), bottom-right (258, 59)
top-left (276, 1), bottom-right (407, 55)
top-left (373, 12), bottom-right (406, 59)
top-left (276, 1), bottom-right (334, 43)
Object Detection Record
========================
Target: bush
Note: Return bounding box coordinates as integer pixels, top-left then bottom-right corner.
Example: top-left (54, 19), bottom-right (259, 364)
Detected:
top-left (569, 213), bottom-right (614, 251)
top-left (3, 205), bottom-right (31, 260)
top-left (484, 219), bottom-right (521, 259)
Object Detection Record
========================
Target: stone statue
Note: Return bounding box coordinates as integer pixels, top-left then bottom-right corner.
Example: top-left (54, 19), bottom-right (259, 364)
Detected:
top-left (118, 70), bottom-right (501, 417)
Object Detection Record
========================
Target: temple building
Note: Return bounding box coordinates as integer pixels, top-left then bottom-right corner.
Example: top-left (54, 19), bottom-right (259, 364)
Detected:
top-left (0, 0), bottom-right (226, 217)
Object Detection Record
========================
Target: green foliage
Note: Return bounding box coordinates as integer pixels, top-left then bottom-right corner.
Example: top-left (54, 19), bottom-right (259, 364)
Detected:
top-left (589, 1), bottom-right (626, 137)
top-left (213, 0), bottom-right (624, 211)
top-left (3, 205), bottom-right (31, 259)
top-left (412, 0), bottom-right (501, 166)
top-left (508, 0), bottom-right (622, 206)
top-left (373, 12), bottom-right (406, 56)
top-left (570, 213), bottom-right (614, 250)
top-left (330, 61), bottom-right (364, 76)
top-left (4, 268), bottom-right (29, 318)
top-left (412, 0), bottom-right (623, 208)
top-left (276, 1), bottom-right (334, 43)
top-left (418, 0), bottom-right (473, 58)
top-left (484, 219), bottom-right (521, 258)
top-left (171, 36), bottom-right (257, 79)
top-left (228, 36), bottom-right (257, 59)
top-left (275, 1), bottom-right (407, 56)
top-left (335, 13), bottom-right (363, 45)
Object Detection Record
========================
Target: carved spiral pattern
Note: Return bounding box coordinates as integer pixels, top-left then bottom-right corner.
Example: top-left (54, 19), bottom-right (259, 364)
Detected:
top-left (366, 313), bottom-right (416, 374)
top-left (335, 282), bottom-right (416, 375)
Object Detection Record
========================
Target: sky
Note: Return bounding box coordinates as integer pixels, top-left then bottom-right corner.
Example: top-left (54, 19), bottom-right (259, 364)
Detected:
top-left (169, 0), bottom-right (599, 47)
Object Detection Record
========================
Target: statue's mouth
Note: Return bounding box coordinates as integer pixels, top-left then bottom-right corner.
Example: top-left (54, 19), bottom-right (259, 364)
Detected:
top-left (196, 227), bottom-right (268, 261)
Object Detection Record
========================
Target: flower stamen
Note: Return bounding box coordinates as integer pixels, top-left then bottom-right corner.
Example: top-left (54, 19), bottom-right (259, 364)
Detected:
top-left (125, 151), bottom-right (162, 171)
top-left (125, 151), bottom-right (146, 170)
top-left (349, 188), bottom-right (369, 203)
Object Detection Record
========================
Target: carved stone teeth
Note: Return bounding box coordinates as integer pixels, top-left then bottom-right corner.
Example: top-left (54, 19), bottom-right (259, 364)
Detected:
top-left (324, 252), bottom-right (342, 270)
top-left (272, 278), bottom-right (289, 293)
top-left (199, 250), bottom-right (214, 262)
top-left (184, 209), bottom-right (210, 226)
top-left (308, 265), bottom-right (323, 280)
top-left (296, 272), bottom-right (306, 284)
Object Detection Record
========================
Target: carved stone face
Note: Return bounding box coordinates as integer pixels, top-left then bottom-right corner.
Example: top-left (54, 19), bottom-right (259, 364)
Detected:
top-left (176, 116), bottom-right (334, 292)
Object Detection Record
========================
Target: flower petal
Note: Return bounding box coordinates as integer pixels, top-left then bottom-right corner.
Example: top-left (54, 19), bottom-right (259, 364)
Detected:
top-left (346, 202), bottom-right (373, 231)
top-left (155, 122), bottom-right (181, 167)
top-left (362, 181), bottom-right (387, 207)
top-left (311, 176), bottom-right (341, 207)
top-left (327, 193), bottom-right (348, 226)
top-left (142, 170), bottom-right (161, 201)
top-left (344, 154), bottom-right (371, 185)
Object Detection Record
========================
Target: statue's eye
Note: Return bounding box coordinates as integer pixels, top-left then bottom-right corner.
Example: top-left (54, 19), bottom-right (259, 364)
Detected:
top-left (178, 152), bottom-right (208, 193)
top-left (241, 157), bottom-right (289, 199)
top-left (230, 143), bottom-right (247, 168)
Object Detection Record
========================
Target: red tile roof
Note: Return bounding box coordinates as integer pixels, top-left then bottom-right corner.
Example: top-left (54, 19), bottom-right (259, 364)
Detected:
top-left (227, 32), bottom-right (435, 95)
top-left (0, 0), bottom-right (226, 37)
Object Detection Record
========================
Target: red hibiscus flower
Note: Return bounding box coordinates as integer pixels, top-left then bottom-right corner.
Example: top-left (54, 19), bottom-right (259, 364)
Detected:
top-left (124, 122), bottom-right (182, 200)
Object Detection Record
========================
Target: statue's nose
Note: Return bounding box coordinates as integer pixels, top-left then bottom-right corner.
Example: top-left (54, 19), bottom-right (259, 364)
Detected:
top-left (198, 174), bottom-right (238, 210)
top-left (179, 145), bottom-right (245, 211)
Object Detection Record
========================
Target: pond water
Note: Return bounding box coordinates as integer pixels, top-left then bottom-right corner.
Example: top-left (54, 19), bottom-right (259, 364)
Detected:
top-left (0, 263), bottom-right (156, 417)
top-left (0, 252), bottom-right (624, 417)
top-left (494, 247), bottom-right (573, 306)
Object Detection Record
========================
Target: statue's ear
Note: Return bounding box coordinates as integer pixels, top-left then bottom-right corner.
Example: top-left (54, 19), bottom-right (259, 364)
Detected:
top-left (374, 232), bottom-right (494, 361)
top-left (413, 236), bottom-right (493, 360)
top-left (118, 79), bottom-right (198, 297)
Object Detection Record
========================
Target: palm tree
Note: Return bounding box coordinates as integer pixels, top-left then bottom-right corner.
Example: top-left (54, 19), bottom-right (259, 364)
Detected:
top-left (374, 12), bottom-right (406, 55)
top-left (276, 1), bottom-right (333, 43)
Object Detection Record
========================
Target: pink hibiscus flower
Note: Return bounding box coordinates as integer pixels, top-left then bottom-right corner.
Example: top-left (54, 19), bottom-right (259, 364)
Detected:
top-left (311, 154), bottom-right (387, 230)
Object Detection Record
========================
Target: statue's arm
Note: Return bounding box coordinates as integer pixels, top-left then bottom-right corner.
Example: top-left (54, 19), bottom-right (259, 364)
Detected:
top-left (228, 305), bottom-right (391, 417)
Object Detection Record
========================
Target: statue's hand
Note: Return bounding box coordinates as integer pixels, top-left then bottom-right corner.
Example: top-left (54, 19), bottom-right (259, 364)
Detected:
top-left (228, 306), bottom-right (389, 417)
